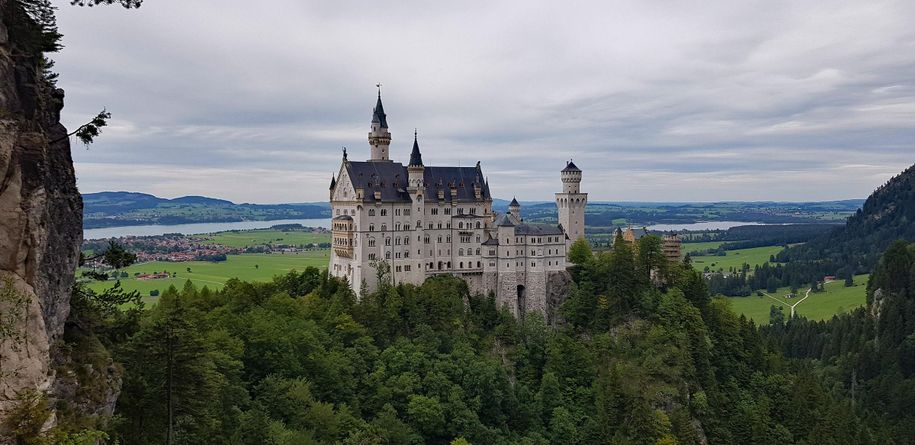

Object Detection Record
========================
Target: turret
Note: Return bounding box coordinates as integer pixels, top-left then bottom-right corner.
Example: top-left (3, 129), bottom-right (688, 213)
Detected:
top-left (555, 160), bottom-right (587, 246)
top-left (368, 89), bottom-right (392, 161)
top-left (509, 197), bottom-right (521, 221)
top-left (561, 160), bottom-right (582, 193)
top-left (407, 130), bottom-right (424, 189)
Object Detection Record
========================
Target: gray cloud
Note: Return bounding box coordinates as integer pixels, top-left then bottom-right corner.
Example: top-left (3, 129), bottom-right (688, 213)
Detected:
top-left (54, 0), bottom-right (915, 202)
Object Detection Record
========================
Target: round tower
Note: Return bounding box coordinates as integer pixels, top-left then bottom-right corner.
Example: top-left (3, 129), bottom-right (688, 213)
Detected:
top-left (555, 160), bottom-right (587, 245)
top-left (368, 89), bottom-right (392, 161)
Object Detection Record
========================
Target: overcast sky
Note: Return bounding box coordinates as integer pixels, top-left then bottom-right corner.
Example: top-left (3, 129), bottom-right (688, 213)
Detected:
top-left (54, 0), bottom-right (915, 203)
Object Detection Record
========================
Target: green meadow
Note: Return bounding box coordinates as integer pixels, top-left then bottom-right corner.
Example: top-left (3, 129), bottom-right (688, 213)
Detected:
top-left (202, 229), bottom-right (330, 248)
top-left (681, 241), bottom-right (727, 254)
top-left (688, 245), bottom-right (784, 272)
top-left (84, 251), bottom-right (331, 302)
top-left (726, 274), bottom-right (869, 324)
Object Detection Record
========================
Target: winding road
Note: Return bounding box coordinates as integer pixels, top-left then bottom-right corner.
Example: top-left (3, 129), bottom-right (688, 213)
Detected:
top-left (762, 287), bottom-right (812, 318)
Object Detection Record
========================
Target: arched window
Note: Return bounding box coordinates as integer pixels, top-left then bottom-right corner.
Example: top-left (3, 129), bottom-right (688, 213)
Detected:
top-left (476, 222), bottom-right (481, 229)
top-left (459, 222), bottom-right (464, 229)
top-left (458, 249), bottom-right (464, 256)
top-left (380, 209), bottom-right (387, 216)
top-left (477, 261), bottom-right (481, 268)
top-left (476, 248), bottom-right (481, 255)
top-left (369, 224), bottom-right (375, 231)
top-left (385, 237), bottom-right (391, 246)
top-left (460, 262), bottom-right (464, 268)
top-left (369, 209), bottom-right (375, 216)
top-left (385, 251), bottom-right (391, 259)
top-left (368, 238), bottom-right (376, 247)
top-left (381, 224), bottom-right (387, 231)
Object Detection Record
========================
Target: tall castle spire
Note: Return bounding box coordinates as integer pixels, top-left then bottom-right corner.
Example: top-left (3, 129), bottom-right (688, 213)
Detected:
top-left (368, 85), bottom-right (392, 161)
top-left (409, 129), bottom-right (423, 167)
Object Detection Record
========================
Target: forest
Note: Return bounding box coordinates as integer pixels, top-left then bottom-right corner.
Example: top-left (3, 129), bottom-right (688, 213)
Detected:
top-left (10, 232), bottom-right (911, 444)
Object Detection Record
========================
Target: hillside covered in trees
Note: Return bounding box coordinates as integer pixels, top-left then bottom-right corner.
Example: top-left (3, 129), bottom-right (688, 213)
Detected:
top-left (12, 233), bottom-right (903, 444)
top-left (777, 163), bottom-right (915, 280)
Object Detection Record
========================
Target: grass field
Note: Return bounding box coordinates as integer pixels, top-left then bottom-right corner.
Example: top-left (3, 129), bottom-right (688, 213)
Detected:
top-left (689, 245), bottom-right (784, 272)
top-left (84, 251), bottom-right (330, 302)
top-left (726, 274), bottom-right (869, 324)
top-left (202, 229), bottom-right (330, 248)
top-left (681, 241), bottom-right (727, 254)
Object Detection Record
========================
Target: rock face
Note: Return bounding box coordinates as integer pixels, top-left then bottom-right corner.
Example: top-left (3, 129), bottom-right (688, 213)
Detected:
top-left (0, 0), bottom-right (83, 425)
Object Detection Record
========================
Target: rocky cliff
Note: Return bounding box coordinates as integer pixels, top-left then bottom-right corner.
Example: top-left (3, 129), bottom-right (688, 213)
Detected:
top-left (0, 0), bottom-right (84, 430)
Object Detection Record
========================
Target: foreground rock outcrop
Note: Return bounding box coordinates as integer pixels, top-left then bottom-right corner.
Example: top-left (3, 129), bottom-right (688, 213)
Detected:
top-left (0, 0), bottom-right (84, 431)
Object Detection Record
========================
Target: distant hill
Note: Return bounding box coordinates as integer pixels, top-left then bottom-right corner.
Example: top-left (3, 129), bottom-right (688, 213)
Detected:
top-left (778, 163), bottom-right (915, 277)
top-left (82, 191), bottom-right (330, 229)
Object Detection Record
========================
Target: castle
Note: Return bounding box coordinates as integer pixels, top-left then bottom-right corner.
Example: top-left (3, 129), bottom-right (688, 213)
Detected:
top-left (328, 91), bottom-right (587, 317)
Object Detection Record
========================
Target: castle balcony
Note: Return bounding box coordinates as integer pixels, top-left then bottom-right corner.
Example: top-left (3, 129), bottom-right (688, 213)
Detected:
top-left (332, 215), bottom-right (355, 258)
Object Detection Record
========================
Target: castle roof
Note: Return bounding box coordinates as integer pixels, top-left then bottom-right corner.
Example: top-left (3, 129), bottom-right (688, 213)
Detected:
top-left (494, 213), bottom-right (515, 227)
top-left (344, 161), bottom-right (491, 203)
top-left (409, 132), bottom-right (423, 167)
top-left (509, 197), bottom-right (520, 207)
top-left (482, 237), bottom-right (500, 246)
top-left (371, 93), bottom-right (388, 128)
top-left (515, 223), bottom-right (564, 236)
top-left (562, 161), bottom-right (581, 172)
top-left (329, 176), bottom-right (336, 190)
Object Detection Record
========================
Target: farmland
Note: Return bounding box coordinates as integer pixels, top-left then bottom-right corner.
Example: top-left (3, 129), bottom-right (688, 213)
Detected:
top-left (202, 229), bottom-right (330, 248)
top-left (687, 244), bottom-right (784, 272)
top-left (726, 274), bottom-right (869, 324)
top-left (84, 251), bottom-right (330, 302)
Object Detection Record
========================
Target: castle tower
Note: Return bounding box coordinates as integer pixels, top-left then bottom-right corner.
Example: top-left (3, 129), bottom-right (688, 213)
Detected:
top-left (508, 197), bottom-right (521, 221)
top-left (555, 160), bottom-right (587, 245)
top-left (368, 89), bottom-right (392, 161)
top-left (408, 130), bottom-right (424, 188)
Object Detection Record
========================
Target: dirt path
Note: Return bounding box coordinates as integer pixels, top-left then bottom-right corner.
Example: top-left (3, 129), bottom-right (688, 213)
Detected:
top-left (790, 288), bottom-right (812, 317)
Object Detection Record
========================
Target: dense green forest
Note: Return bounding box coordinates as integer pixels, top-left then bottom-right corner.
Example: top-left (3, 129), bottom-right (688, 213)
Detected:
top-left (763, 240), bottom-right (915, 441)
top-left (20, 232), bottom-right (905, 444)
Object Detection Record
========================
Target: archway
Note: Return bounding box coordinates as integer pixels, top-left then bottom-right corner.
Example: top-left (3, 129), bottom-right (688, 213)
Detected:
top-left (517, 285), bottom-right (526, 319)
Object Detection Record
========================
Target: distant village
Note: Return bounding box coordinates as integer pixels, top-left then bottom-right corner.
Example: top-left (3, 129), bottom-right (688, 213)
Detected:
top-left (82, 227), bottom-right (331, 266)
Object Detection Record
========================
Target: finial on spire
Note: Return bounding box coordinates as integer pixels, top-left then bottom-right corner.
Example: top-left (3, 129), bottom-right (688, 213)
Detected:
top-left (342, 146), bottom-right (347, 160)
top-left (414, 128), bottom-right (418, 140)
top-left (376, 82), bottom-right (382, 97)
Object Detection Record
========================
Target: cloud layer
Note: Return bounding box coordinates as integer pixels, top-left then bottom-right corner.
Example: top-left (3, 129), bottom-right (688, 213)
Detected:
top-left (55, 0), bottom-right (915, 203)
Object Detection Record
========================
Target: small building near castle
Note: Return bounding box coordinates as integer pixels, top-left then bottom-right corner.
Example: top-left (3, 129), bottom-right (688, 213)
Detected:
top-left (328, 91), bottom-right (587, 318)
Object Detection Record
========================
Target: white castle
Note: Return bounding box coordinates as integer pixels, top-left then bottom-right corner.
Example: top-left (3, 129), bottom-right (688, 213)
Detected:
top-left (329, 91), bottom-right (587, 317)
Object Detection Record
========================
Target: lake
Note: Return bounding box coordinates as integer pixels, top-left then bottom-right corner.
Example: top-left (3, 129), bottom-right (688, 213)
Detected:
top-left (645, 221), bottom-right (767, 231)
top-left (84, 218), bottom-right (332, 240)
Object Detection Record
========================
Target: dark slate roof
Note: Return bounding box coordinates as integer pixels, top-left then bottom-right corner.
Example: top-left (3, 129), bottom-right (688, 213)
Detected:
top-left (482, 237), bottom-right (500, 246)
top-left (509, 197), bottom-right (520, 207)
top-left (562, 161), bottom-right (581, 172)
top-left (333, 215), bottom-right (353, 221)
top-left (372, 94), bottom-right (388, 128)
top-left (409, 134), bottom-right (423, 166)
top-left (329, 176), bottom-right (336, 190)
top-left (515, 223), bottom-right (564, 236)
top-left (494, 213), bottom-right (515, 227)
top-left (344, 161), bottom-right (491, 203)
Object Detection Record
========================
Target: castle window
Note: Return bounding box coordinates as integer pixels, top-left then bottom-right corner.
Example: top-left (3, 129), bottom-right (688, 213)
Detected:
top-left (405, 237), bottom-right (410, 245)
top-left (385, 237), bottom-right (391, 246)
top-left (405, 251), bottom-right (410, 258)
top-left (470, 208), bottom-right (477, 215)
top-left (477, 261), bottom-right (481, 268)
top-left (489, 249), bottom-right (495, 256)
top-left (416, 220), bottom-right (421, 227)
top-left (381, 209), bottom-right (387, 216)
top-left (476, 236), bottom-right (481, 243)
top-left (369, 224), bottom-right (375, 232)
top-left (447, 262), bottom-right (451, 268)
top-left (437, 223), bottom-right (442, 229)
top-left (437, 236), bottom-right (442, 243)
top-left (381, 224), bottom-right (387, 231)
top-left (395, 238), bottom-right (400, 245)
top-left (369, 253), bottom-right (376, 260)
top-left (476, 222), bottom-right (481, 229)
top-left (369, 209), bottom-right (375, 216)
top-left (457, 208), bottom-right (463, 215)
top-left (395, 209), bottom-right (400, 216)
top-left (476, 248), bottom-right (481, 255)
top-left (395, 223), bottom-right (401, 231)
top-left (404, 209), bottom-right (411, 216)
top-left (458, 222), bottom-right (464, 229)
top-left (444, 208), bottom-right (451, 215)
top-left (431, 208), bottom-right (438, 215)
top-left (404, 224), bottom-right (410, 230)
top-left (459, 249), bottom-right (464, 256)
top-left (385, 252), bottom-right (391, 259)
top-left (446, 236), bottom-right (451, 243)
top-left (460, 262), bottom-right (464, 268)
top-left (428, 223), bottom-right (433, 229)
top-left (368, 238), bottom-right (376, 247)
